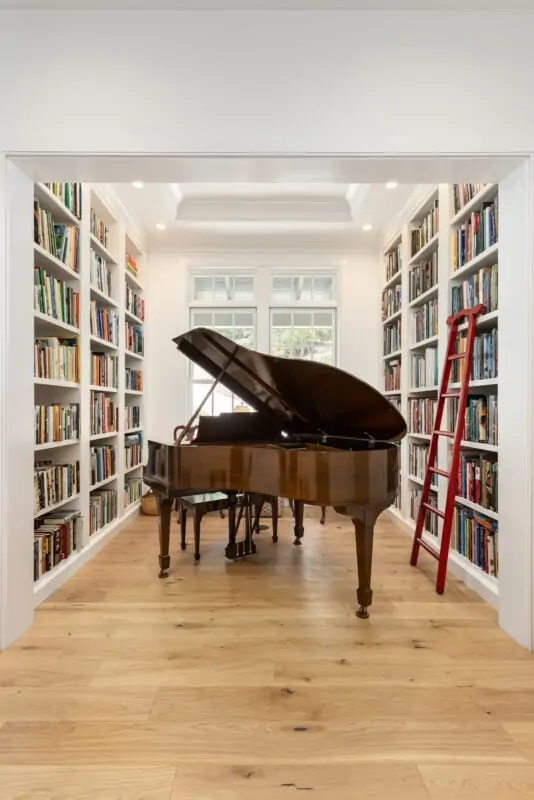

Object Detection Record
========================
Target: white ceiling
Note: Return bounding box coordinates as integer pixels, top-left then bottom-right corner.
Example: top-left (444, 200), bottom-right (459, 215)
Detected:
top-left (0, 0), bottom-right (530, 8)
top-left (111, 181), bottom-right (418, 250)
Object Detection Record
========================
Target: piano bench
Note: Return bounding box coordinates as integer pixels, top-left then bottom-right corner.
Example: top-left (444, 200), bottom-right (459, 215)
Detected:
top-left (178, 492), bottom-right (230, 561)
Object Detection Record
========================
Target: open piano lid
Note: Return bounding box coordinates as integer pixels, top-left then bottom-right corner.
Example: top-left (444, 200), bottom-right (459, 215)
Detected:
top-left (174, 327), bottom-right (407, 443)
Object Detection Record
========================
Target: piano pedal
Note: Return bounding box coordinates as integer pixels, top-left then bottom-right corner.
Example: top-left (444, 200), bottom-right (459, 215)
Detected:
top-left (225, 540), bottom-right (257, 560)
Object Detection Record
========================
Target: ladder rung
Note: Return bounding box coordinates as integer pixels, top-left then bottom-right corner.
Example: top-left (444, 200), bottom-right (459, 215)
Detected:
top-left (423, 503), bottom-right (445, 519)
top-left (416, 536), bottom-right (440, 560)
top-left (429, 466), bottom-right (450, 477)
top-left (435, 430), bottom-right (454, 437)
top-left (442, 392), bottom-right (461, 398)
top-left (448, 353), bottom-right (465, 360)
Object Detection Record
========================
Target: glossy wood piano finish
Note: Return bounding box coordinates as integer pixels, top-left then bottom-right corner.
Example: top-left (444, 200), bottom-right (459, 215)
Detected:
top-left (144, 327), bottom-right (406, 619)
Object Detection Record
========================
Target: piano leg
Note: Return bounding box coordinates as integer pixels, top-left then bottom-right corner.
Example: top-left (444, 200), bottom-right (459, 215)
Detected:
top-left (180, 505), bottom-right (187, 550)
top-left (271, 497), bottom-right (278, 543)
top-left (353, 512), bottom-right (375, 619)
top-left (293, 500), bottom-right (304, 546)
top-left (156, 494), bottom-right (172, 579)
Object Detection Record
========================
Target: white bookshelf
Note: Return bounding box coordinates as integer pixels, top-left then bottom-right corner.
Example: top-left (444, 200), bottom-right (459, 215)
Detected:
top-left (32, 182), bottom-right (147, 606)
top-left (382, 183), bottom-right (499, 607)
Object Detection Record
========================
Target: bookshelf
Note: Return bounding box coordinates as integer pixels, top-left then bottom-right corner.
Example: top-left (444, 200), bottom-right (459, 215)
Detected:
top-left (383, 184), bottom-right (500, 608)
top-left (32, 182), bottom-right (147, 606)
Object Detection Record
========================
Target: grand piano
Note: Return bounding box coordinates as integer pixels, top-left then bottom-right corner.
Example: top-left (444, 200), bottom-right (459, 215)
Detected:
top-left (143, 326), bottom-right (406, 619)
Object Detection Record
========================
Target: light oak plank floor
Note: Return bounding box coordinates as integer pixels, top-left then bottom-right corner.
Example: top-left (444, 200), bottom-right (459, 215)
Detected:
top-left (0, 508), bottom-right (533, 799)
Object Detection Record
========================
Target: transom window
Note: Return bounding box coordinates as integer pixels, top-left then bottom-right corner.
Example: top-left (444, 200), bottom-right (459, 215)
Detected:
top-left (192, 274), bottom-right (255, 302)
top-left (270, 309), bottom-right (336, 365)
top-left (271, 274), bottom-right (334, 303)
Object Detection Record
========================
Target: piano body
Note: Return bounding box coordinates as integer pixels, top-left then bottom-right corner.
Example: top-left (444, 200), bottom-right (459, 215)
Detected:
top-left (143, 327), bottom-right (406, 619)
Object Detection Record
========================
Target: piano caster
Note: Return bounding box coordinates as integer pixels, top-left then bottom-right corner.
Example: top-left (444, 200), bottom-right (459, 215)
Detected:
top-left (194, 554), bottom-right (201, 562)
top-left (356, 605), bottom-right (369, 619)
top-left (293, 537), bottom-right (302, 547)
top-left (272, 533), bottom-right (278, 543)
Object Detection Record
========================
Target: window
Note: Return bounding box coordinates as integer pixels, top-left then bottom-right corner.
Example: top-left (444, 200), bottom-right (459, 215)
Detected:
top-left (270, 309), bottom-right (336, 365)
top-left (271, 274), bottom-right (335, 304)
top-left (192, 274), bottom-right (254, 303)
top-left (190, 308), bottom-right (256, 416)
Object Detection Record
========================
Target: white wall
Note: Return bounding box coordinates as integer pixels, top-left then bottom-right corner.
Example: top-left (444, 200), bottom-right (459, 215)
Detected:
top-left (145, 251), bottom-right (381, 444)
top-left (0, 11), bottom-right (534, 156)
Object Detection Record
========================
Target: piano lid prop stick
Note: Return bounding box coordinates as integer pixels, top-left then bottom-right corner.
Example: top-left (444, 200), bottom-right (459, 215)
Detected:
top-left (176, 348), bottom-right (238, 444)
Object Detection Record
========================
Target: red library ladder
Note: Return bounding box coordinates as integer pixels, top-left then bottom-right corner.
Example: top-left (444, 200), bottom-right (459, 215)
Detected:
top-left (409, 303), bottom-right (486, 594)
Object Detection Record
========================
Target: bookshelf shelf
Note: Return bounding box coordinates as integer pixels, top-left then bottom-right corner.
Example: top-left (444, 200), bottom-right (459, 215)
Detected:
top-left (34, 493), bottom-right (81, 519)
top-left (90, 474), bottom-right (118, 492)
top-left (125, 309), bottom-right (144, 325)
top-left (34, 377), bottom-right (79, 389)
top-left (409, 284), bottom-right (438, 308)
top-left (90, 431), bottom-right (118, 442)
top-left (90, 384), bottom-right (118, 393)
top-left (451, 242), bottom-right (498, 280)
top-left (382, 182), bottom-right (500, 610)
top-left (383, 309), bottom-right (401, 325)
top-left (125, 463), bottom-right (143, 474)
top-left (90, 232), bottom-right (118, 265)
top-left (383, 270), bottom-right (402, 290)
top-left (125, 271), bottom-right (144, 291)
top-left (125, 350), bottom-right (144, 361)
top-left (90, 334), bottom-right (118, 351)
top-left (125, 426), bottom-right (143, 434)
top-left (90, 284), bottom-right (119, 308)
top-left (34, 244), bottom-right (80, 282)
top-left (408, 233), bottom-right (439, 265)
top-left (35, 439), bottom-right (79, 451)
top-left (33, 310), bottom-right (80, 336)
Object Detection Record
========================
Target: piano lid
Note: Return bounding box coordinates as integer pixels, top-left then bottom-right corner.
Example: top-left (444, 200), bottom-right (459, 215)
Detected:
top-left (174, 327), bottom-right (407, 442)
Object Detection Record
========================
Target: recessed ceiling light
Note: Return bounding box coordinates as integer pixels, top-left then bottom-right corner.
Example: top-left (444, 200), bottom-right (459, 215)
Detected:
top-left (156, 222), bottom-right (166, 230)
top-left (386, 182), bottom-right (398, 189)
top-left (132, 181), bottom-right (144, 189)
top-left (362, 223), bottom-right (373, 231)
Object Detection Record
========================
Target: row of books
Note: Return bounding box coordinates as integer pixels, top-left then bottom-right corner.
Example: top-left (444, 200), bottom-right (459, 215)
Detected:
top-left (384, 358), bottom-right (401, 392)
top-left (34, 509), bottom-right (82, 582)
top-left (411, 199), bottom-right (439, 257)
top-left (450, 394), bottom-right (498, 446)
top-left (91, 353), bottom-right (118, 389)
top-left (385, 243), bottom-right (401, 282)
top-left (409, 443), bottom-right (438, 487)
top-left (89, 490), bottom-right (117, 535)
top-left (35, 337), bottom-right (79, 383)
top-left (388, 395), bottom-right (401, 412)
top-left (90, 444), bottom-right (116, 486)
top-left (35, 403), bottom-right (80, 446)
top-left (451, 330), bottom-right (498, 383)
top-left (125, 322), bottom-right (144, 356)
top-left (43, 182), bottom-right (82, 219)
top-left (34, 460), bottom-right (80, 515)
top-left (382, 285), bottom-right (401, 321)
top-left (413, 299), bottom-right (438, 342)
top-left (125, 405), bottom-right (141, 430)
top-left (34, 267), bottom-right (79, 328)
top-left (410, 488), bottom-right (439, 537)
top-left (451, 198), bottom-right (499, 270)
top-left (34, 200), bottom-right (80, 273)
top-left (90, 208), bottom-right (109, 249)
top-left (451, 263), bottom-right (498, 315)
top-left (383, 318), bottom-right (401, 355)
top-left (90, 248), bottom-right (113, 298)
top-left (408, 397), bottom-right (437, 436)
top-left (125, 368), bottom-right (143, 392)
top-left (411, 347), bottom-right (438, 389)
top-left (126, 253), bottom-right (138, 278)
top-left (126, 286), bottom-right (145, 321)
top-left (91, 391), bottom-right (119, 437)
top-left (125, 432), bottom-right (143, 469)
top-left (125, 477), bottom-right (143, 507)
top-left (457, 453), bottom-right (498, 513)
top-left (90, 303), bottom-right (119, 345)
top-left (453, 183), bottom-right (486, 215)
top-left (409, 255), bottom-right (438, 302)
top-left (452, 506), bottom-right (498, 577)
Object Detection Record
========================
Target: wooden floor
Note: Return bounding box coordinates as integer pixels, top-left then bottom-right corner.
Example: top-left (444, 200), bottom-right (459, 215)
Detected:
top-left (0, 509), bottom-right (534, 798)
